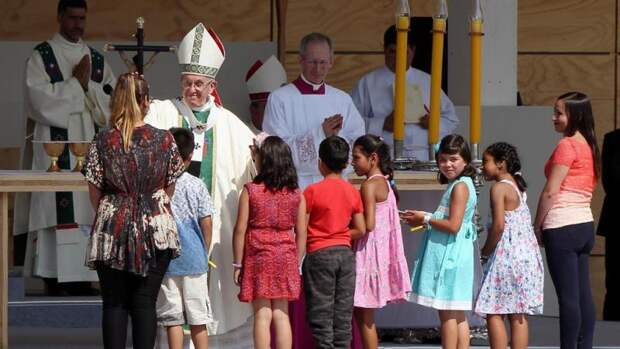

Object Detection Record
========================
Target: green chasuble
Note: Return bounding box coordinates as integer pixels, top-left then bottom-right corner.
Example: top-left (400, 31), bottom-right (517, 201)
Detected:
top-left (183, 110), bottom-right (215, 194)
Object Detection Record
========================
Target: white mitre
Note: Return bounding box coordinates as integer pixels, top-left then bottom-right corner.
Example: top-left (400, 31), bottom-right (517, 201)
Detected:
top-left (178, 23), bottom-right (225, 78)
top-left (245, 55), bottom-right (287, 102)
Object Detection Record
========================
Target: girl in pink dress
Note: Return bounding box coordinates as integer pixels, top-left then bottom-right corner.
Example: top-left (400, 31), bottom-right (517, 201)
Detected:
top-left (351, 135), bottom-right (412, 348)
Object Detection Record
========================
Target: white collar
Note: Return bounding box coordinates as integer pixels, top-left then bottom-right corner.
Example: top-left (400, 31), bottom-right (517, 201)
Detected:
top-left (188, 95), bottom-right (215, 112)
top-left (300, 74), bottom-right (324, 91)
top-left (52, 33), bottom-right (84, 48)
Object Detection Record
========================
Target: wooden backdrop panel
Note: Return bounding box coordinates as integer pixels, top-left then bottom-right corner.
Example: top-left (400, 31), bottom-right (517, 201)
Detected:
top-left (285, 0), bottom-right (433, 53)
top-left (0, 0), bottom-right (271, 41)
top-left (518, 0), bottom-right (615, 53)
top-left (518, 54), bottom-right (615, 105)
top-left (285, 53), bottom-right (384, 93)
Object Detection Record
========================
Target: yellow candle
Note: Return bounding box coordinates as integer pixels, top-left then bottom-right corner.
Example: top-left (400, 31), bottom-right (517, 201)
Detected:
top-left (393, 15), bottom-right (410, 149)
top-left (469, 19), bottom-right (483, 144)
top-left (428, 17), bottom-right (446, 145)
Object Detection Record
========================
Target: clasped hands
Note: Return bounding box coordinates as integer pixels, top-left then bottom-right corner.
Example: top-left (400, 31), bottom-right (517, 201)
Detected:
top-left (73, 54), bottom-right (91, 92)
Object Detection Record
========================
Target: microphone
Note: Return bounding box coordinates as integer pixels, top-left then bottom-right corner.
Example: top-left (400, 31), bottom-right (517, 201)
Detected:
top-left (103, 84), bottom-right (113, 95)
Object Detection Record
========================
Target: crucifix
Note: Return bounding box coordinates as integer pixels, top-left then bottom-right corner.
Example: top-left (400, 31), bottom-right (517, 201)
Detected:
top-left (104, 17), bottom-right (176, 75)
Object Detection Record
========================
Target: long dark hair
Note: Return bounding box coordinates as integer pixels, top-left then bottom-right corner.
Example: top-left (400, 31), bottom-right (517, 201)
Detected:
top-left (557, 91), bottom-right (601, 179)
top-left (436, 134), bottom-right (476, 184)
top-left (485, 142), bottom-right (527, 192)
top-left (353, 135), bottom-right (394, 180)
top-left (354, 134), bottom-right (399, 201)
top-left (253, 136), bottom-right (299, 191)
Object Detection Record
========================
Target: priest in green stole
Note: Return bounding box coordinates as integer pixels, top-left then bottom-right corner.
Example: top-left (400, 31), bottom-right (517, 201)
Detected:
top-left (145, 23), bottom-right (255, 341)
top-left (16, 0), bottom-right (115, 290)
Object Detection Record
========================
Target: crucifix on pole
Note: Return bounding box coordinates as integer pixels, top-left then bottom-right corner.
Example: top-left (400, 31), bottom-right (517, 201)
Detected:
top-left (104, 17), bottom-right (176, 75)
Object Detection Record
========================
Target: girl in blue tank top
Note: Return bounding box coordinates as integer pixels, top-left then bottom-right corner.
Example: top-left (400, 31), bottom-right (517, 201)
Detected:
top-left (401, 134), bottom-right (478, 349)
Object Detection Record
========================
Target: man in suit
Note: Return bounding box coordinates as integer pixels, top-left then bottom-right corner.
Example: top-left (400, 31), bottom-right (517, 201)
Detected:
top-left (597, 129), bottom-right (620, 321)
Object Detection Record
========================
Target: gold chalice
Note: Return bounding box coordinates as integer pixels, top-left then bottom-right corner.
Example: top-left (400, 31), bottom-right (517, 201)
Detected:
top-left (33, 141), bottom-right (67, 172)
top-left (69, 141), bottom-right (91, 172)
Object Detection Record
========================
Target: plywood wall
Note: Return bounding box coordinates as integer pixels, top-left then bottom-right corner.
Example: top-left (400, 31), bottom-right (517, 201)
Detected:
top-left (0, 1), bottom-right (271, 42)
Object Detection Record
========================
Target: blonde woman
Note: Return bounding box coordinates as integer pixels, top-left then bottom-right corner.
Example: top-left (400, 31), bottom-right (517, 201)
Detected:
top-left (83, 73), bottom-right (184, 349)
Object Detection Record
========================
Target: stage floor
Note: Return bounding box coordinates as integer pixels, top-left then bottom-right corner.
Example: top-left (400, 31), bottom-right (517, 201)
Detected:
top-left (9, 316), bottom-right (620, 348)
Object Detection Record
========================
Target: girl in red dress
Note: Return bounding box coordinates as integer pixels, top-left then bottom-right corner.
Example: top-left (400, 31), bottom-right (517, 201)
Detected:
top-left (233, 136), bottom-right (307, 349)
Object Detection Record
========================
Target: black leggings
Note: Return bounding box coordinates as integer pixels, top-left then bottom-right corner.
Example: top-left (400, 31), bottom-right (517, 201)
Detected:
top-left (95, 250), bottom-right (171, 349)
top-left (543, 222), bottom-right (596, 349)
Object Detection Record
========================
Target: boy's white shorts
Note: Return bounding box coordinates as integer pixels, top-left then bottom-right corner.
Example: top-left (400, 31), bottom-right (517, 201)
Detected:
top-left (156, 273), bottom-right (214, 327)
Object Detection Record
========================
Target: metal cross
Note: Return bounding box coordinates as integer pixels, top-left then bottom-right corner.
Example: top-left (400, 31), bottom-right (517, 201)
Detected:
top-left (104, 17), bottom-right (176, 75)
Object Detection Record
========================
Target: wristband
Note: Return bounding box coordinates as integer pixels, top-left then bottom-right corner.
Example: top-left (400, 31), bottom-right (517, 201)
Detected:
top-left (423, 212), bottom-right (432, 225)
top-left (232, 263), bottom-right (242, 269)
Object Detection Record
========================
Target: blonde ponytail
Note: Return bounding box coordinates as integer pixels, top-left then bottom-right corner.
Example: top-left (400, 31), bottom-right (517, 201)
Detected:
top-left (108, 73), bottom-right (150, 152)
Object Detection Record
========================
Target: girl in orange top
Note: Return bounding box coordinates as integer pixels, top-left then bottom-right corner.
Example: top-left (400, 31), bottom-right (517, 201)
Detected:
top-left (533, 91), bottom-right (600, 349)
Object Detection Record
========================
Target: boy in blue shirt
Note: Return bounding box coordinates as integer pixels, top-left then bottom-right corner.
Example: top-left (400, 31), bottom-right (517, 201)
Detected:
top-left (157, 128), bottom-right (214, 349)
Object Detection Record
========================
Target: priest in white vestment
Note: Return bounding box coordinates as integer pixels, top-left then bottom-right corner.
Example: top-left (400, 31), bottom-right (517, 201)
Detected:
top-left (351, 25), bottom-right (458, 161)
top-left (263, 33), bottom-right (365, 189)
top-left (16, 0), bottom-right (115, 286)
top-left (245, 55), bottom-right (287, 134)
top-left (144, 23), bottom-right (255, 341)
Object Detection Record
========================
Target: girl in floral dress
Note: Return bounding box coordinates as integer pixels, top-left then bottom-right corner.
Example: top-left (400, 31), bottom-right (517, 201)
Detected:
top-left (351, 135), bottom-right (411, 349)
top-left (232, 136), bottom-right (306, 349)
top-left (475, 142), bottom-right (544, 349)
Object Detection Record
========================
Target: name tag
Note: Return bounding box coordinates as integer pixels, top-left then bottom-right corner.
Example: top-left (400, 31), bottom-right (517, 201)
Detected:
top-left (192, 130), bottom-right (205, 162)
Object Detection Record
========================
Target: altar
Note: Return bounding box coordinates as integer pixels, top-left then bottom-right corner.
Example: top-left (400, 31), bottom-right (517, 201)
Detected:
top-left (0, 171), bottom-right (88, 348)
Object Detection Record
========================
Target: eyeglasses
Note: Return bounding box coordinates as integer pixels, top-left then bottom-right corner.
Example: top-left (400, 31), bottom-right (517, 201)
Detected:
top-left (182, 79), bottom-right (215, 90)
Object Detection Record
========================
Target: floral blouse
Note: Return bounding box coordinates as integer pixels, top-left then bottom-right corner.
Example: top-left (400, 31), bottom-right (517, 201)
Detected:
top-left (83, 125), bottom-right (184, 276)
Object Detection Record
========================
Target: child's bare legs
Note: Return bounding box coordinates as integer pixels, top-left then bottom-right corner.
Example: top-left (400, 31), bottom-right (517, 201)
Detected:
top-left (253, 299), bottom-right (273, 349)
top-left (166, 325), bottom-right (184, 349)
top-left (354, 307), bottom-right (378, 349)
top-left (438, 310), bottom-right (469, 349)
top-left (486, 314), bottom-right (507, 349)
top-left (272, 299), bottom-right (292, 349)
top-left (190, 324), bottom-right (209, 349)
top-left (508, 314), bottom-right (528, 349)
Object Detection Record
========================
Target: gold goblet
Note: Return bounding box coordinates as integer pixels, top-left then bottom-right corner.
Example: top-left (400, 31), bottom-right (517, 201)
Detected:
top-left (69, 142), bottom-right (91, 172)
top-left (39, 142), bottom-right (67, 172)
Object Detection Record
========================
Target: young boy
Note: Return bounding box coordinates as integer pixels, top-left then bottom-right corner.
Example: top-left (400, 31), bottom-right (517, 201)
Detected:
top-left (300, 135), bottom-right (366, 348)
top-left (156, 128), bottom-right (214, 349)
